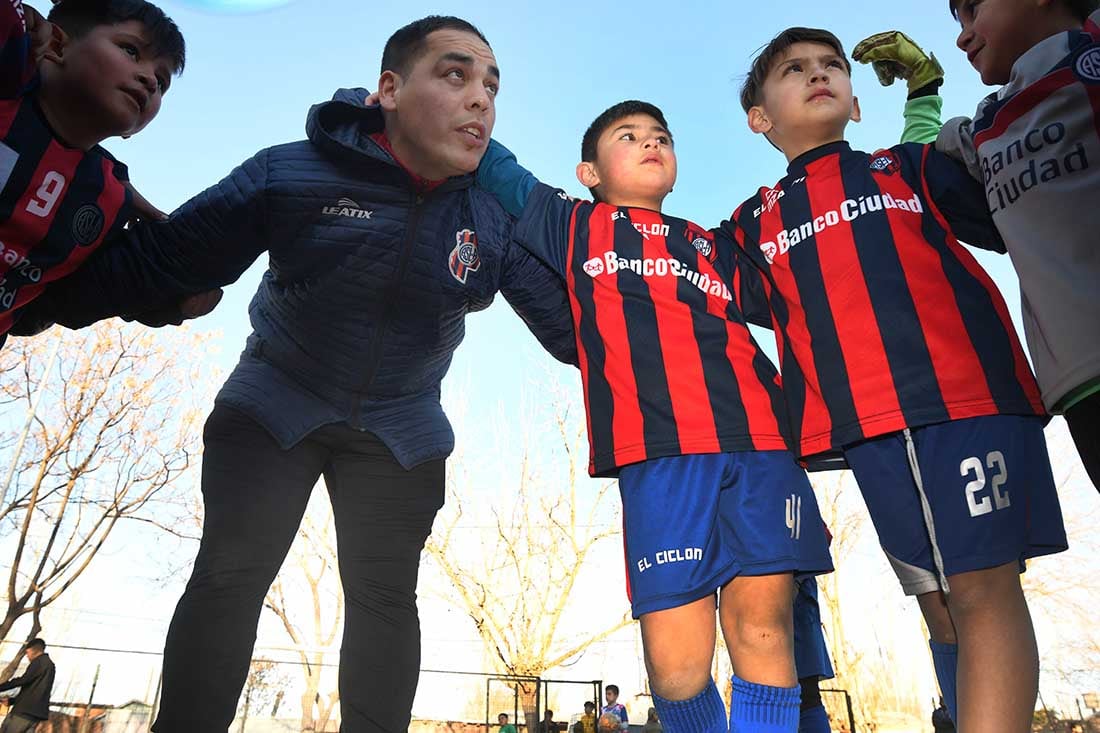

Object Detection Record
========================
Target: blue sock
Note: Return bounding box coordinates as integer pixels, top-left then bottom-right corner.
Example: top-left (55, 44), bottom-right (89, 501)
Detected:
top-left (729, 675), bottom-right (801, 732)
top-left (652, 680), bottom-right (726, 733)
top-left (930, 639), bottom-right (958, 722)
top-left (798, 703), bottom-right (831, 733)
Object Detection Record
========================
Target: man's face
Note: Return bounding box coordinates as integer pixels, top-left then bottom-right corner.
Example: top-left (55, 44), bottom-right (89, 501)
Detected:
top-left (580, 113), bottom-right (676, 207)
top-left (954, 0), bottom-right (1046, 85)
top-left (499, 715), bottom-right (508, 725)
top-left (752, 41), bottom-right (858, 148)
top-left (49, 20), bottom-right (172, 139)
top-left (380, 29), bottom-right (498, 180)
top-left (24, 646), bottom-right (40, 661)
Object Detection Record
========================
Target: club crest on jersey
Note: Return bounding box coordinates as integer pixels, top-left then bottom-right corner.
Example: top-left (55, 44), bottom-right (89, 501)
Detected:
top-left (683, 222), bottom-right (716, 263)
top-left (72, 204), bottom-right (104, 246)
top-left (449, 228), bottom-right (481, 284)
top-left (1075, 47), bottom-right (1100, 82)
top-left (869, 150), bottom-right (901, 175)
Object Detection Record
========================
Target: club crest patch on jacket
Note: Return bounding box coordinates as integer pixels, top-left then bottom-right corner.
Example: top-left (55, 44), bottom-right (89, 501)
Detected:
top-left (449, 228), bottom-right (481, 283)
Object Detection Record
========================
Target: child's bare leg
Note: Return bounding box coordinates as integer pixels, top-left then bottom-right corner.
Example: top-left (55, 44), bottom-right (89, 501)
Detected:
top-left (946, 562), bottom-right (1037, 733)
top-left (917, 590), bottom-right (957, 644)
top-left (639, 596), bottom-right (716, 700)
top-left (718, 573), bottom-right (797, 687)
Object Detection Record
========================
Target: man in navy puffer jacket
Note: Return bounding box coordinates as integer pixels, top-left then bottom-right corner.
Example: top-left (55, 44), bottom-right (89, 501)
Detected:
top-left (27, 16), bottom-right (575, 733)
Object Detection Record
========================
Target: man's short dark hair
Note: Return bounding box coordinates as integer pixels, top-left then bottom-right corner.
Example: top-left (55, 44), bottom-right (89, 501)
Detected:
top-left (740, 27), bottom-right (850, 113)
top-left (381, 16), bottom-right (490, 76)
top-left (48, 0), bottom-right (185, 75)
top-left (605, 684), bottom-right (619, 695)
top-left (499, 713), bottom-right (509, 720)
top-left (948, 0), bottom-right (1099, 20)
top-left (26, 638), bottom-right (46, 652)
top-left (580, 100), bottom-right (671, 163)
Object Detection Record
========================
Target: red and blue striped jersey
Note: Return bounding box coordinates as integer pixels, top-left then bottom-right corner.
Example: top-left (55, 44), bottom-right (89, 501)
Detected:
top-left (0, 0), bottom-right (130, 340)
top-left (722, 141), bottom-right (1044, 461)
top-left (516, 182), bottom-right (792, 476)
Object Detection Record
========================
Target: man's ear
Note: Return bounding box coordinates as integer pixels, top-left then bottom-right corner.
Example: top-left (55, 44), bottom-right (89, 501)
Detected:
top-left (576, 160), bottom-right (600, 190)
top-left (850, 95), bottom-right (862, 123)
top-left (747, 105), bottom-right (773, 136)
top-left (377, 70), bottom-right (401, 112)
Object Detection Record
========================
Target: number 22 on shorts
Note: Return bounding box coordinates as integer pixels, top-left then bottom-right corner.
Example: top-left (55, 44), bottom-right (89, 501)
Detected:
top-left (961, 451), bottom-right (1009, 518)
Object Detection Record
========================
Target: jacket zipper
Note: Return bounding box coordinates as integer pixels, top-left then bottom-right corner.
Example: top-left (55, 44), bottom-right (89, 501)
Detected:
top-left (352, 192), bottom-right (425, 424)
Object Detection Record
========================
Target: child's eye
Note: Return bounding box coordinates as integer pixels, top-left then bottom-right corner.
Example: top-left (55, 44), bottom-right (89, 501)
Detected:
top-left (828, 59), bottom-right (844, 69)
top-left (156, 76), bottom-right (168, 92)
top-left (657, 135), bottom-right (670, 145)
top-left (120, 43), bottom-right (138, 58)
top-left (619, 132), bottom-right (636, 141)
top-left (784, 63), bottom-right (802, 75)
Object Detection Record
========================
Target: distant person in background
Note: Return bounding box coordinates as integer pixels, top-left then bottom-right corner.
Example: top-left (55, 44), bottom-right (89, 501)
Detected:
top-left (0, 639), bottom-right (55, 733)
top-left (573, 701), bottom-right (597, 733)
top-left (538, 709), bottom-right (557, 733)
top-left (600, 685), bottom-right (628, 733)
top-left (498, 713), bottom-right (518, 733)
top-left (642, 706), bottom-right (662, 733)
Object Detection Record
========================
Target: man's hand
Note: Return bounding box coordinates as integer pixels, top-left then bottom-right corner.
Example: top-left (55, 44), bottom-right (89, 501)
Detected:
top-left (126, 289), bottom-right (224, 328)
top-left (124, 181), bottom-right (169, 224)
top-left (853, 31), bottom-right (944, 95)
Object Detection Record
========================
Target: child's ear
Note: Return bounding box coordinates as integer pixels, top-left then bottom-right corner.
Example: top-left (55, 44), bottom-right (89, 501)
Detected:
top-left (376, 70), bottom-right (401, 112)
top-left (576, 160), bottom-right (600, 189)
top-left (40, 22), bottom-right (67, 66)
top-left (850, 96), bottom-right (862, 123)
top-left (747, 105), bottom-right (773, 136)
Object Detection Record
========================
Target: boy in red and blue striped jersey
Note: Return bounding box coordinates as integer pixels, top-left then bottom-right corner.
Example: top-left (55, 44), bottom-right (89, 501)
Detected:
top-left (0, 0), bottom-right (185, 345)
top-left (725, 27), bottom-right (1067, 733)
top-left (478, 101), bottom-right (833, 733)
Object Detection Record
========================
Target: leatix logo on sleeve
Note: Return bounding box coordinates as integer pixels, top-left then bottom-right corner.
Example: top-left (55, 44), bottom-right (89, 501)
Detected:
top-left (449, 228), bottom-right (481, 283)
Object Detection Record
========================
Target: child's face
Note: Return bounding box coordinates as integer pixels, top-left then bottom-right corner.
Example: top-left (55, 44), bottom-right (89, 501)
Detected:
top-left (749, 41), bottom-right (859, 155)
top-left (53, 20), bottom-right (173, 139)
top-left (576, 113), bottom-right (676, 209)
top-left (605, 689), bottom-right (618, 704)
top-left (954, 0), bottom-right (1049, 85)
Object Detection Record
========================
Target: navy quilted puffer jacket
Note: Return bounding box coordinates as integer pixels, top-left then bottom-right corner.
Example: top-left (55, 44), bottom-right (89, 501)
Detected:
top-left (33, 89), bottom-right (577, 467)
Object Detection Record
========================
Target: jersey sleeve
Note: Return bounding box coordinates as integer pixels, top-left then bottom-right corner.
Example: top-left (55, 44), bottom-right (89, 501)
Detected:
top-left (936, 112), bottom-right (984, 183)
top-left (901, 94), bottom-right (944, 145)
top-left (904, 142), bottom-right (1006, 253)
top-left (0, 0), bottom-right (35, 99)
top-left (512, 181), bottom-right (582, 279)
top-left (477, 138), bottom-right (538, 218)
top-left (715, 215), bottom-right (773, 328)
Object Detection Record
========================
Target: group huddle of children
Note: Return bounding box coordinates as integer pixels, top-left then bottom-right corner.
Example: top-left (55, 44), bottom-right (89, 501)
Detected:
top-left (2, 1), bottom-right (1097, 732)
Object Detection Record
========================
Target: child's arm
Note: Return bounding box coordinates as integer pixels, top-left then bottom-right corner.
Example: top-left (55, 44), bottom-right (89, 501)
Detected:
top-left (26, 150), bottom-right (272, 329)
top-left (713, 217), bottom-right (775, 330)
top-left (853, 31), bottom-right (945, 145)
top-left (906, 144), bottom-right (1006, 253)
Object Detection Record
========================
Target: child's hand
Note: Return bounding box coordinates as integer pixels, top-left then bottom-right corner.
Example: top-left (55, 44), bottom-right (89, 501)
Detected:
top-left (852, 31), bottom-right (944, 95)
top-left (127, 289), bottom-right (224, 328)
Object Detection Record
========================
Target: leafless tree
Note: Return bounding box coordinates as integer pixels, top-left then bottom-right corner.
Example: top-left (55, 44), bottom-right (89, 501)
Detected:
top-left (0, 324), bottom-right (211, 680)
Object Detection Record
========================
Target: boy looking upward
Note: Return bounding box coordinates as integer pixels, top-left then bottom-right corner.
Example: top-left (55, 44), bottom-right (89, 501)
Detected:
top-left (0, 0), bottom-right (185, 345)
top-left (725, 28), bottom-right (1067, 733)
top-left (937, 0), bottom-right (1100, 492)
top-left (478, 101), bottom-right (833, 733)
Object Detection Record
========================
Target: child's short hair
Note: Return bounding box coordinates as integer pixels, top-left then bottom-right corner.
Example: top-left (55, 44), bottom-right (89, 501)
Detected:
top-left (605, 684), bottom-right (619, 695)
top-left (740, 27), bottom-right (850, 113)
top-left (584, 702), bottom-right (595, 710)
top-left (948, 0), bottom-right (1099, 20)
top-left (47, 0), bottom-right (185, 75)
top-left (381, 16), bottom-right (490, 76)
top-left (580, 100), bottom-right (671, 163)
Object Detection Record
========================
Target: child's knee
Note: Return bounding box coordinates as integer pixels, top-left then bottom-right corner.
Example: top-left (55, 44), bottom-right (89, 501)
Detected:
top-left (945, 561), bottom-right (1025, 620)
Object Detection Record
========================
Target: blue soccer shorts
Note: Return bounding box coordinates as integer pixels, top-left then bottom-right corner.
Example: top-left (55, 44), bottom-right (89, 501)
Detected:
top-left (843, 415), bottom-right (1068, 596)
top-left (794, 576), bottom-right (834, 682)
top-left (618, 450), bottom-right (833, 618)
